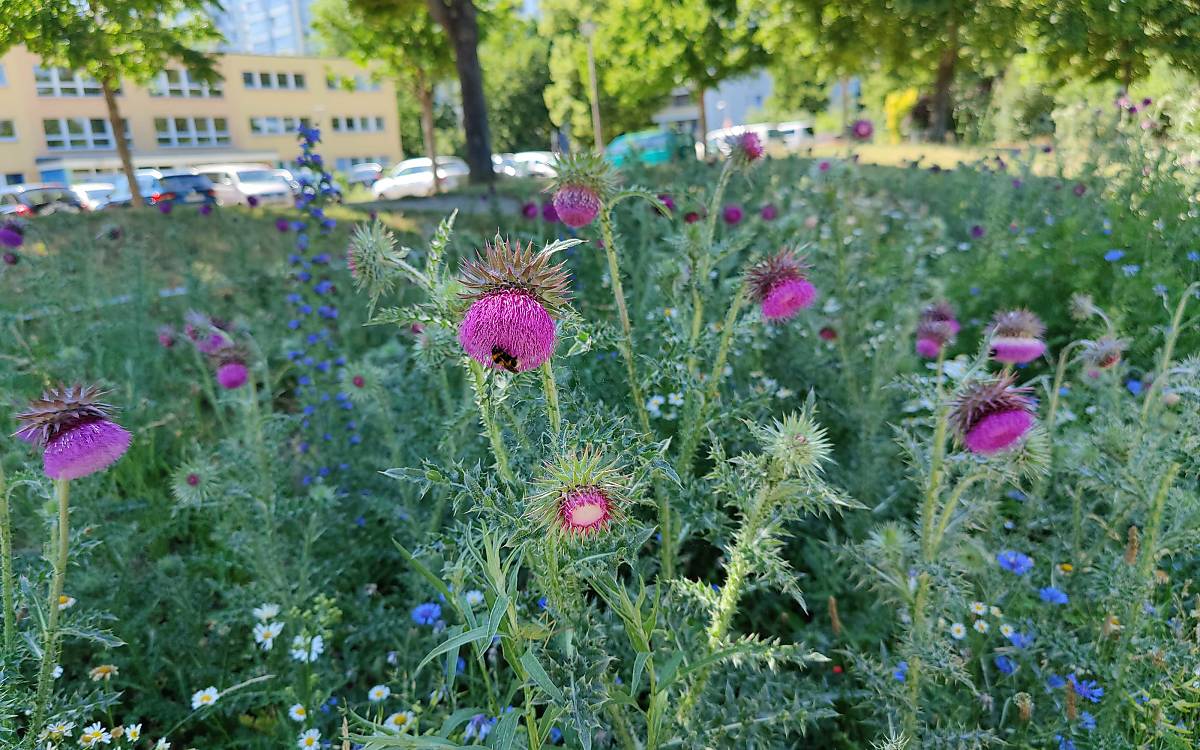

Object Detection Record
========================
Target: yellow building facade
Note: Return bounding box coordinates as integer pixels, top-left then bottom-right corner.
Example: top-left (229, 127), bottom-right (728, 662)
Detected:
top-left (0, 47), bottom-right (401, 184)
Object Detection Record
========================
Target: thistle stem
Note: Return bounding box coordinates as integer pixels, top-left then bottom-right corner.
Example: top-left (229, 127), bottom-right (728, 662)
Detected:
top-left (468, 359), bottom-right (515, 485)
top-left (919, 351), bottom-right (949, 563)
top-left (32, 478), bottom-right (71, 735)
top-left (702, 160), bottom-right (734, 253)
top-left (539, 359), bottom-right (561, 435)
top-left (1045, 341), bottom-right (1083, 438)
top-left (0, 463), bottom-right (14, 658)
top-left (1138, 462), bottom-right (1180, 580)
top-left (599, 206), bottom-right (650, 434)
top-left (1140, 282), bottom-right (1199, 423)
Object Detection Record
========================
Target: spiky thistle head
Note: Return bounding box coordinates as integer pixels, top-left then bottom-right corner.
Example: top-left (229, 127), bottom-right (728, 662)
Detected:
top-left (746, 250), bottom-right (817, 321)
top-left (1069, 293), bottom-right (1098, 322)
top-left (728, 131), bottom-right (765, 166)
top-left (15, 384), bottom-right (132, 479)
top-left (212, 345), bottom-right (249, 389)
top-left (921, 300), bottom-right (961, 334)
top-left (915, 319), bottom-right (955, 359)
top-left (1082, 335), bottom-right (1126, 370)
top-left (950, 376), bottom-right (1036, 455)
top-left (457, 237), bottom-right (573, 373)
top-left (753, 407), bottom-right (834, 481)
top-left (347, 220), bottom-right (406, 303)
top-left (988, 309), bottom-right (1047, 364)
top-left (549, 152), bottom-right (614, 228)
top-left (527, 447), bottom-right (627, 540)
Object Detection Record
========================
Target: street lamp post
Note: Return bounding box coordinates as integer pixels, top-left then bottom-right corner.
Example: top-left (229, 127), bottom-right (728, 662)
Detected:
top-left (581, 21), bottom-right (603, 153)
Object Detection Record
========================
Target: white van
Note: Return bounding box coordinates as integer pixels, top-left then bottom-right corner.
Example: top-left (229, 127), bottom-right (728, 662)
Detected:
top-left (194, 163), bottom-right (293, 206)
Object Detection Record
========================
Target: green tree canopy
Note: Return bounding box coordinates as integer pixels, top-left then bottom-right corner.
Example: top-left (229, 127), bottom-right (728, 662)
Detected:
top-left (0, 0), bottom-right (221, 203)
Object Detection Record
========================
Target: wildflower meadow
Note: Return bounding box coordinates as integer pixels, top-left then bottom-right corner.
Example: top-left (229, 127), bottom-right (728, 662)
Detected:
top-left (3, 112), bottom-right (1200, 750)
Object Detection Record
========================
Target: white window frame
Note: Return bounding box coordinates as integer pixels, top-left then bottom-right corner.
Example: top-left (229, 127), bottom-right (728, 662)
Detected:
top-left (154, 116), bottom-right (231, 147)
top-left (243, 71), bottom-right (307, 90)
top-left (249, 115), bottom-right (310, 135)
top-left (0, 120), bottom-right (15, 142)
top-left (43, 117), bottom-right (128, 150)
top-left (34, 67), bottom-right (105, 97)
top-left (331, 116), bottom-right (384, 134)
top-left (149, 68), bottom-right (223, 98)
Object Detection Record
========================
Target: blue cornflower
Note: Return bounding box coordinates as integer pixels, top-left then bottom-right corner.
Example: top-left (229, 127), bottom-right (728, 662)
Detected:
top-left (537, 597), bottom-right (548, 610)
top-left (893, 661), bottom-right (908, 682)
top-left (464, 714), bottom-right (495, 741)
top-left (1039, 586), bottom-right (1069, 605)
top-left (1153, 284), bottom-right (1167, 296)
top-left (1007, 631), bottom-right (1034, 649)
top-left (456, 656), bottom-right (466, 674)
top-left (299, 304), bottom-right (312, 315)
top-left (314, 280), bottom-right (334, 295)
top-left (548, 727), bottom-right (563, 744)
top-left (994, 655), bottom-right (1016, 675)
top-left (1122, 264), bottom-right (1140, 276)
top-left (1127, 380), bottom-right (1143, 395)
top-left (318, 466), bottom-right (330, 477)
top-left (1068, 674), bottom-right (1104, 703)
top-left (349, 434), bottom-right (361, 445)
top-left (1104, 249), bottom-right (1124, 262)
top-left (1056, 736), bottom-right (1075, 750)
top-left (355, 515), bottom-right (366, 527)
top-left (1046, 674), bottom-right (1066, 690)
top-left (288, 319), bottom-right (301, 330)
top-left (1188, 251), bottom-right (1199, 262)
top-left (411, 602), bottom-right (442, 626)
top-left (1080, 711), bottom-right (1096, 731)
top-left (997, 550), bottom-right (1034, 575)
top-left (1006, 489), bottom-right (1027, 502)
top-left (312, 253), bottom-right (330, 264)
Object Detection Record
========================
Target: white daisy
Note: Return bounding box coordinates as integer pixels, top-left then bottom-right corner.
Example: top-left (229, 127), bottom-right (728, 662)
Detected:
top-left (297, 728), bottom-right (320, 749)
top-left (252, 603), bottom-right (280, 621)
top-left (384, 711), bottom-right (415, 732)
top-left (464, 590), bottom-right (485, 608)
top-left (125, 724), bottom-right (141, 741)
top-left (973, 619), bottom-right (990, 634)
top-left (79, 722), bottom-right (111, 748)
top-left (969, 601), bottom-right (987, 616)
top-left (1000, 623), bottom-right (1015, 638)
top-left (990, 605), bottom-right (1003, 618)
top-left (58, 594), bottom-right (76, 610)
top-left (667, 392), bottom-right (684, 407)
top-left (288, 704), bottom-right (307, 722)
top-left (154, 738), bottom-right (171, 750)
top-left (42, 720), bottom-right (74, 739)
top-left (289, 634), bottom-right (324, 663)
top-left (253, 621), bottom-right (284, 651)
top-left (191, 686), bottom-right (220, 709)
top-left (949, 622), bottom-right (967, 640)
top-left (51, 665), bottom-right (62, 679)
top-left (368, 684), bottom-right (391, 702)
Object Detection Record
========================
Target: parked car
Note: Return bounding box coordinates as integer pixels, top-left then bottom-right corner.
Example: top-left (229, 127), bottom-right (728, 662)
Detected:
top-left (492, 153), bottom-right (520, 178)
top-left (106, 170), bottom-right (217, 209)
top-left (605, 130), bottom-right (692, 167)
top-left (347, 162), bottom-right (384, 187)
top-left (511, 151), bottom-right (558, 178)
top-left (194, 164), bottom-right (292, 206)
top-left (274, 169), bottom-right (301, 195)
top-left (70, 182), bottom-right (116, 211)
top-left (371, 157), bottom-right (469, 199)
top-left (0, 184), bottom-right (84, 217)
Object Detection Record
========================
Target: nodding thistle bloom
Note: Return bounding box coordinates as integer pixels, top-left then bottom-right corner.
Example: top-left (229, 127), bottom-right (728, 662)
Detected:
top-left (916, 301), bottom-right (959, 358)
top-left (216, 356), bottom-right (249, 390)
top-left (849, 119), bottom-right (874, 141)
top-left (747, 250), bottom-right (817, 322)
top-left (15, 384), bottom-right (132, 479)
top-left (457, 237), bottom-right (571, 373)
top-left (1082, 335), bottom-right (1126, 370)
top-left (988, 309), bottom-right (1046, 364)
top-left (528, 447), bottom-right (626, 539)
top-left (549, 152), bottom-right (613, 228)
top-left (951, 376), bottom-right (1036, 455)
top-left (0, 222), bottom-right (23, 248)
top-left (729, 131), bottom-right (764, 165)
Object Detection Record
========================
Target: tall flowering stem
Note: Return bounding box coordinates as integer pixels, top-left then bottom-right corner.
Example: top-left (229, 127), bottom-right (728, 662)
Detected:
top-left (539, 359), bottom-right (561, 434)
top-left (31, 478), bottom-right (70, 735)
top-left (0, 462), bottom-right (13, 656)
top-left (1140, 282), bottom-right (1199, 424)
top-left (468, 360), bottom-right (515, 485)
top-left (599, 206), bottom-right (650, 434)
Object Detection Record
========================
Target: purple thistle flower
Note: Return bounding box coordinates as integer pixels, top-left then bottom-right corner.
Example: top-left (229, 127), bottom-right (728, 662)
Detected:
top-left (0, 225), bottom-right (23, 248)
top-left (722, 204), bottom-right (744, 225)
top-left (15, 385), bottom-right (132, 480)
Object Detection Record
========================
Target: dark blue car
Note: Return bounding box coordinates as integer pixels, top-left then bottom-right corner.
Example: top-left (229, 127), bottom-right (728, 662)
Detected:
top-left (106, 171), bottom-right (217, 209)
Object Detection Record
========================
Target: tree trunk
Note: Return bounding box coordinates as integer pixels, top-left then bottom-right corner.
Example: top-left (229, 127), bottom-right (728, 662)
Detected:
top-left (102, 79), bottom-right (143, 207)
top-left (696, 84), bottom-right (707, 159)
top-left (418, 72), bottom-right (442, 194)
top-left (928, 23), bottom-right (959, 143)
top-left (426, 0), bottom-right (493, 186)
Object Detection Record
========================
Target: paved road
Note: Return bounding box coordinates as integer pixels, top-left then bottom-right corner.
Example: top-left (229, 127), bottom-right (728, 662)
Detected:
top-left (354, 193), bottom-right (524, 215)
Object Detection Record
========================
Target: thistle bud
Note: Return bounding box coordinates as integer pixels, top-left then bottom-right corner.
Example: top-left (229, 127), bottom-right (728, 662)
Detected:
top-left (988, 309), bottom-right (1046, 364)
top-left (528, 447), bottom-right (626, 540)
top-left (548, 152), bottom-right (614, 229)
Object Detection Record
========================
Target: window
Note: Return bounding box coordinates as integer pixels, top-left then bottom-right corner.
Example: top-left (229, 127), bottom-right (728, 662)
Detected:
top-left (34, 67), bottom-right (106, 97)
top-left (43, 118), bottom-right (128, 150)
top-left (326, 73), bottom-right (380, 92)
top-left (0, 120), bottom-right (14, 142)
top-left (149, 69), bottom-right (223, 98)
top-left (249, 116), bottom-right (311, 135)
top-left (331, 116), bottom-right (384, 133)
top-left (243, 71), bottom-right (306, 90)
top-left (0, 65), bottom-right (7, 87)
top-left (153, 117), bottom-right (230, 147)
top-left (5, 173), bottom-right (23, 186)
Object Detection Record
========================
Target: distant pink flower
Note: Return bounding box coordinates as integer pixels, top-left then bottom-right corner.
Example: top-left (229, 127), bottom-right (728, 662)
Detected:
top-left (819, 326), bottom-right (837, 341)
top-left (158, 201), bottom-right (173, 215)
top-left (216, 361), bottom-right (249, 389)
top-left (818, 161), bottom-right (831, 172)
top-left (2, 252), bottom-right (16, 266)
top-left (656, 193), bottom-right (676, 214)
top-left (552, 185), bottom-right (601, 228)
top-left (247, 195), bottom-right (259, 208)
top-left (352, 375), bottom-right (365, 388)
top-left (521, 201), bottom-right (538, 219)
top-left (684, 211), bottom-right (701, 224)
top-left (850, 119), bottom-right (874, 141)
top-left (733, 131), bottom-right (764, 164)
top-left (0, 225), bottom-right (22, 248)
top-left (15, 384), bottom-right (132, 479)
top-left (970, 225), bottom-right (985, 238)
top-left (157, 325), bottom-right (176, 348)
top-left (988, 309), bottom-right (1046, 364)
top-left (541, 202), bottom-right (559, 223)
top-left (186, 473), bottom-right (200, 486)
top-left (760, 204), bottom-right (778, 221)
top-left (1073, 183), bottom-right (1086, 197)
top-left (275, 218), bottom-right (290, 233)
top-left (722, 204), bottom-right (744, 225)
top-left (199, 204), bottom-right (213, 216)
